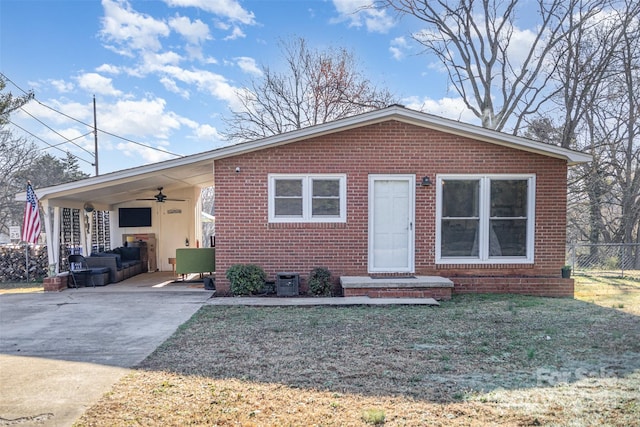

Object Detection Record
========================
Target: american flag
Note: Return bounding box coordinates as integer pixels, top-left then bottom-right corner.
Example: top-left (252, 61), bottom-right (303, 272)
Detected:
top-left (22, 182), bottom-right (41, 244)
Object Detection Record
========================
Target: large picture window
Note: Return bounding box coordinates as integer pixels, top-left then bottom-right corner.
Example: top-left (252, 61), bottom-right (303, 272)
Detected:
top-left (269, 174), bottom-right (346, 223)
top-left (436, 175), bottom-right (535, 264)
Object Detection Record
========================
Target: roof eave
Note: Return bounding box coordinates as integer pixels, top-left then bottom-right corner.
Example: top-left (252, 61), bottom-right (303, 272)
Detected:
top-left (210, 106), bottom-right (592, 165)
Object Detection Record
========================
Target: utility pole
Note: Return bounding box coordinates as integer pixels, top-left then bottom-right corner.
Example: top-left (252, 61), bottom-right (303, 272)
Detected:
top-left (93, 95), bottom-right (99, 176)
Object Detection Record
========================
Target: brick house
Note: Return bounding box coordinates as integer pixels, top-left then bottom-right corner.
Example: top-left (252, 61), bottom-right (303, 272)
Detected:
top-left (213, 106), bottom-right (590, 298)
top-left (26, 106), bottom-right (589, 298)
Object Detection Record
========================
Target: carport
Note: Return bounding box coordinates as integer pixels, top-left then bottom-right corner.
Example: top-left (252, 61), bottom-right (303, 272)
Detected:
top-left (16, 154), bottom-right (216, 275)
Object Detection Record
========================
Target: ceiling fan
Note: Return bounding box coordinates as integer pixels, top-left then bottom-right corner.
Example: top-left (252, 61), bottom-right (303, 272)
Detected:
top-left (136, 187), bottom-right (185, 203)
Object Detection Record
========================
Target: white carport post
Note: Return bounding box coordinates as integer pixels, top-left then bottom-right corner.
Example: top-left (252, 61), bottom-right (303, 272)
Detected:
top-left (80, 210), bottom-right (91, 256)
top-left (42, 202), bottom-right (61, 274)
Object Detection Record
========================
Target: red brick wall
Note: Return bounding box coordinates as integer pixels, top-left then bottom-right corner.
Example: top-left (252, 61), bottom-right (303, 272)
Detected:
top-left (214, 120), bottom-right (569, 295)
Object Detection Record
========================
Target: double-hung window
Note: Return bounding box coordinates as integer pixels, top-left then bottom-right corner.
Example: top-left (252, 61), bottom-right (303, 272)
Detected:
top-left (268, 174), bottom-right (346, 223)
top-left (436, 174), bottom-right (535, 264)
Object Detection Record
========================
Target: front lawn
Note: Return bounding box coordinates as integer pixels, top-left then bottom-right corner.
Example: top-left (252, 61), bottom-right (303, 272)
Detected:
top-left (75, 276), bottom-right (640, 426)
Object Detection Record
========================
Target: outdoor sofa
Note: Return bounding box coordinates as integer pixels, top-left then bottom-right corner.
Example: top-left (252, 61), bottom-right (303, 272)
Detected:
top-left (85, 246), bottom-right (144, 283)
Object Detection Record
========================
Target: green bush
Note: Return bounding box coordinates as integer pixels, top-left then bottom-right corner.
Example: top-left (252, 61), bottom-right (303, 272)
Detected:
top-left (307, 267), bottom-right (332, 296)
top-left (362, 408), bottom-right (386, 425)
top-left (226, 264), bottom-right (266, 296)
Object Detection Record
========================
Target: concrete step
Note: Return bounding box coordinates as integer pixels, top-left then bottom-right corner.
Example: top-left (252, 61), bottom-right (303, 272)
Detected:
top-left (340, 276), bottom-right (453, 300)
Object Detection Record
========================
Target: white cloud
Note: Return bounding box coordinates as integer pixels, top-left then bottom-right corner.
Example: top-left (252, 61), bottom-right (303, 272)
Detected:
top-left (223, 25), bottom-right (246, 40)
top-left (76, 73), bottom-right (123, 96)
top-left (141, 51), bottom-right (183, 69)
top-left (389, 36), bottom-right (409, 60)
top-left (163, 0), bottom-right (256, 25)
top-left (404, 95), bottom-right (479, 124)
top-left (159, 77), bottom-right (190, 98)
top-left (214, 20), bottom-right (230, 31)
top-left (49, 79), bottom-right (75, 93)
top-left (235, 57), bottom-right (261, 76)
top-left (193, 123), bottom-right (222, 141)
top-left (102, 97), bottom-right (181, 138)
top-left (331, 0), bottom-right (394, 33)
top-left (47, 101), bottom-right (94, 123)
top-left (184, 44), bottom-right (208, 61)
top-left (157, 66), bottom-right (239, 105)
top-left (100, 0), bottom-right (170, 54)
top-left (95, 63), bottom-right (122, 74)
top-left (115, 141), bottom-right (175, 163)
top-left (506, 26), bottom-right (538, 67)
top-left (169, 15), bottom-right (211, 45)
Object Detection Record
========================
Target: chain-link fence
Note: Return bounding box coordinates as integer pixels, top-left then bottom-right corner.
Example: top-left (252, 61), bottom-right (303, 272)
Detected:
top-left (566, 243), bottom-right (640, 278)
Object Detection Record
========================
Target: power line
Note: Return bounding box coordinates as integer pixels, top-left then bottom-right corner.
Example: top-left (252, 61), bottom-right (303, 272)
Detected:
top-left (95, 127), bottom-right (183, 157)
top-left (19, 106), bottom-right (94, 157)
top-left (2, 72), bottom-right (185, 158)
top-left (8, 120), bottom-right (95, 165)
top-left (41, 131), bottom-right (95, 150)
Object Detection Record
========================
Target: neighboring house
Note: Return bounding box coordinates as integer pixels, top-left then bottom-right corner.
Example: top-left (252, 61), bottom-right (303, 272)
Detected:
top-left (19, 106), bottom-right (590, 298)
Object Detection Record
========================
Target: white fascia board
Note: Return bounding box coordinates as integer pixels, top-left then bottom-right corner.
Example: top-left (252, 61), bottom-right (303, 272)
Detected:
top-left (381, 108), bottom-right (592, 165)
top-left (15, 156), bottom-right (215, 201)
top-left (211, 106), bottom-right (592, 165)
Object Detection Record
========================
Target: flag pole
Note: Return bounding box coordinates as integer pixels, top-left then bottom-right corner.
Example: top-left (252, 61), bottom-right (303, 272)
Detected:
top-left (25, 242), bottom-right (30, 282)
top-left (22, 181), bottom-right (42, 283)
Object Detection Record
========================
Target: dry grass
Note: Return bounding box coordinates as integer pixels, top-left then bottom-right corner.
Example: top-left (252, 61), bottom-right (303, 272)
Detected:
top-left (574, 274), bottom-right (640, 315)
top-left (0, 281), bottom-right (43, 294)
top-left (74, 276), bottom-right (640, 426)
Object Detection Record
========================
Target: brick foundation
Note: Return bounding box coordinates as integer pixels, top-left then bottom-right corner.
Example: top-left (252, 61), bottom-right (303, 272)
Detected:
top-left (452, 277), bottom-right (574, 297)
top-left (43, 275), bottom-right (68, 292)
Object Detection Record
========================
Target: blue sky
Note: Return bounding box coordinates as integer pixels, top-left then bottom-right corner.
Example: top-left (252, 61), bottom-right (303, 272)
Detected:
top-left (1, 0), bottom-right (482, 175)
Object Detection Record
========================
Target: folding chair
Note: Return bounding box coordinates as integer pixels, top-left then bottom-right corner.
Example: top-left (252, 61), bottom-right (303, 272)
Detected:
top-left (68, 254), bottom-right (94, 288)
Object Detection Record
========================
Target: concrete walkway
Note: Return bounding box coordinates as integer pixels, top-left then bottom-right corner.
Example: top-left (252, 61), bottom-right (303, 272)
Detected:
top-left (206, 296), bottom-right (439, 306)
top-left (0, 272), bottom-right (439, 426)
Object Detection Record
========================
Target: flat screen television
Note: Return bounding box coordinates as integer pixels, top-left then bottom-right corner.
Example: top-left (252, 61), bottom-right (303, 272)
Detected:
top-left (118, 207), bottom-right (152, 227)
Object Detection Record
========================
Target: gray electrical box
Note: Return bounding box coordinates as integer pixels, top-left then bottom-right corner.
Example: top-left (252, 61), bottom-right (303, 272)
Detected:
top-left (276, 272), bottom-right (299, 296)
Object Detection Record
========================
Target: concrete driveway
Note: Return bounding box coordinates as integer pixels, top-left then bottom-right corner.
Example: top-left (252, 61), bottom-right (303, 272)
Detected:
top-left (0, 285), bottom-right (212, 427)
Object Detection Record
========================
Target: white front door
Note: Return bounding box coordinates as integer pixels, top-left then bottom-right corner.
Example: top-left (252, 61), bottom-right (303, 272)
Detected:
top-left (368, 175), bottom-right (415, 273)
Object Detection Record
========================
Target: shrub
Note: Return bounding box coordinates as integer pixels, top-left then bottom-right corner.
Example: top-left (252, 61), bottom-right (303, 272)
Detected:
top-left (308, 267), bottom-right (332, 296)
top-left (226, 264), bottom-right (266, 296)
top-left (362, 408), bottom-right (385, 425)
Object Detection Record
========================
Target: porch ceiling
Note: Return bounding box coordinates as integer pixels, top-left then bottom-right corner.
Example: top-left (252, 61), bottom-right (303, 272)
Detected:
top-left (33, 159), bottom-right (214, 210)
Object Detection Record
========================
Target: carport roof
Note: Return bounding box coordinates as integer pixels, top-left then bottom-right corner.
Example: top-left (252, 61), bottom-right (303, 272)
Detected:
top-left (18, 105), bottom-right (591, 208)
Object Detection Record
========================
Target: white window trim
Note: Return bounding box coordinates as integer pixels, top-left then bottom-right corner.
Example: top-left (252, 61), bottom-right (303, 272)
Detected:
top-left (268, 174), bottom-right (347, 223)
top-left (435, 174), bottom-right (536, 264)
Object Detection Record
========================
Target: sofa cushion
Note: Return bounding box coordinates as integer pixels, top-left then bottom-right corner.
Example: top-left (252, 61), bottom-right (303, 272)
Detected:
top-left (122, 260), bottom-right (141, 268)
top-left (119, 246), bottom-right (140, 261)
top-left (91, 252), bottom-right (122, 269)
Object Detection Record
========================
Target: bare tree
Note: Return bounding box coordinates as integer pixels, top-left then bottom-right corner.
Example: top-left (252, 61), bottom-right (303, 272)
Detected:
top-left (547, 1), bottom-right (640, 148)
top-left (222, 37), bottom-right (397, 141)
top-left (561, 5), bottom-right (640, 264)
top-left (378, 0), bottom-right (606, 133)
top-left (594, 20), bottom-right (640, 247)
top-left (0, 129), bottom-right (39, 237)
